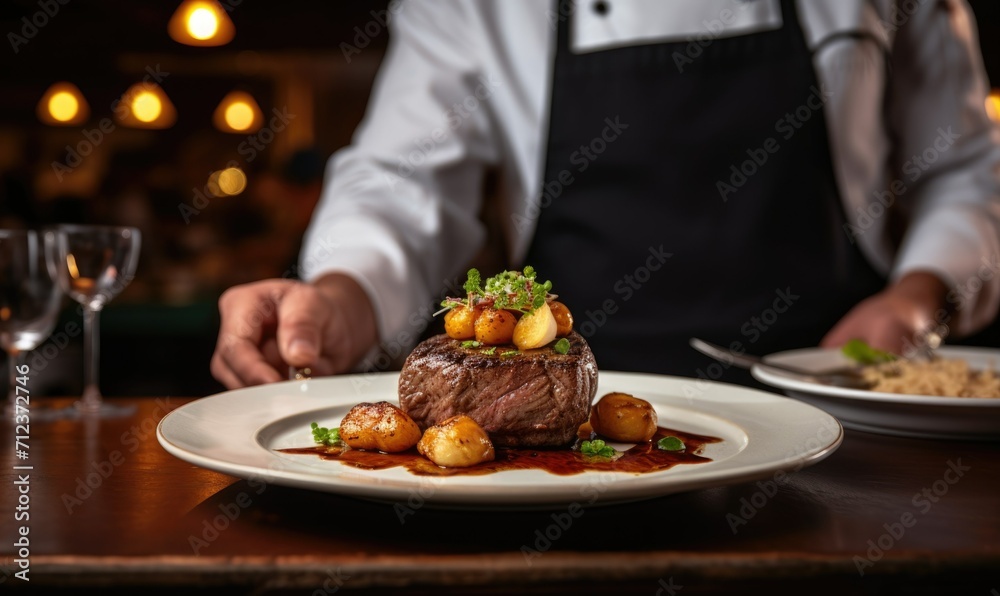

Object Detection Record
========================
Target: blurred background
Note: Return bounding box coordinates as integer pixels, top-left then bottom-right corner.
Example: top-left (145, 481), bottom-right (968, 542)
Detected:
top-left (0, 0), bottom-right (998, 398)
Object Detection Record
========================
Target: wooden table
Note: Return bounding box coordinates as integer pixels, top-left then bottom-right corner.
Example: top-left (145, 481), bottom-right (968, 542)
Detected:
top-left (2, 397), bottom-right (998, 595)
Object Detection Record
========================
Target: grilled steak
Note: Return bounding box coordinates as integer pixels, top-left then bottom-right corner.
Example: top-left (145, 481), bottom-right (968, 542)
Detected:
top-left (398, 332), bottom-right (598, 447)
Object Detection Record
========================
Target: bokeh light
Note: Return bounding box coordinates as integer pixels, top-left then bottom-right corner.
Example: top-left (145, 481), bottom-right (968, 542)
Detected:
top-left (186, 6), bottom-right (220, 40)
top-left (47, 91), bottom-right (79, 122)
top-left (987, 91), bottom-right (1000, 123)
top-left (218, 167), bottom-right (247, 195)
top-left (132, 91), bottom-right (163, 123)
top-left (224, 101), bottom-right (255, 131)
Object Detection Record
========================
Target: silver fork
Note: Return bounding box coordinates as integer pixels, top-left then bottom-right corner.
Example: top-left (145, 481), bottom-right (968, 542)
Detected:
top-left (689, 338), bottom-right (873, 389)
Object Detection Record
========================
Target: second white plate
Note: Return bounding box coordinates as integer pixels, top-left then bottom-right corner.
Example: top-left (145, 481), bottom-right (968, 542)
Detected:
top-left (753, 346), bottom-right (1000, 440)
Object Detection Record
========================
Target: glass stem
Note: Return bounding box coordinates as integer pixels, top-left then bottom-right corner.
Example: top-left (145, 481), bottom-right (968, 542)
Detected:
top-left (80, 307), bottom-right (102, 411)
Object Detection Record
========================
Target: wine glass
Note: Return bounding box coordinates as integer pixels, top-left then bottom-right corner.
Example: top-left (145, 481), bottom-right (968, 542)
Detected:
top-left (48, 225), bottom-right (141, 415)
top-left (0, 230), bottom-right (62, 417)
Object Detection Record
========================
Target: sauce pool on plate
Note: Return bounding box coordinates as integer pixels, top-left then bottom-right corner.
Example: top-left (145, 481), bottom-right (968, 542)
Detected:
top-left (279, 427), bottom-right (722, 477)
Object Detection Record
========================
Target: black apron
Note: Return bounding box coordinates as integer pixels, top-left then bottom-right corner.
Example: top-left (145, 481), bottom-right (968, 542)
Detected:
top-left (524, 0), bottom-right (886, 384)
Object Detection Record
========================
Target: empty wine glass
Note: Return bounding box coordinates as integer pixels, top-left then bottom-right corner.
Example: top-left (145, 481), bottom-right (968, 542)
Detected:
top-left (48, 225), bottom-right (141, 415)
top-left (0, 230), bottom-right (62, 417)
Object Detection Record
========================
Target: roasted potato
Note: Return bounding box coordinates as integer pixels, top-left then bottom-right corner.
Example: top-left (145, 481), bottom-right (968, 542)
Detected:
top-left (512, 301), bottom-right (557, 350)
top-left (340, 401), bottom-right (422, 453)
top-left (417, 415), bottom-right (495, 468)
top-left (589, 392), bottom-right (657, 442)
top-left (549, 301), bottom-right (574, 336)
top-left (444, 305), bottom-right (479, 340)
top-left (474, 307), bottom-right (517, 345)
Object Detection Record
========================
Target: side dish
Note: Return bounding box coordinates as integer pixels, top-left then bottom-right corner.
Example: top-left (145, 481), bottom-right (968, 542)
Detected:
top-left (842, 339), bottom-right (1000, 398)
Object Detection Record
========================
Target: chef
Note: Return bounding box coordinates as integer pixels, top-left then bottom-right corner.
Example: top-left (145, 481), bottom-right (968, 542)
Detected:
top-left (211, 0), bottom-right (1000, 389)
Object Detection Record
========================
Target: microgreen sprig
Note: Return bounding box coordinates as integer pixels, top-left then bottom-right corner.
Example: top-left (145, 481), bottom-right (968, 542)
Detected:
top-left (310, 422), bottom-right (342, 447)
top-left (841, 339), bottom-right (897, 365)
top-left (580, 439), bottom-right (616, 458)
top-left (657, 436), bottom-right (685, 451)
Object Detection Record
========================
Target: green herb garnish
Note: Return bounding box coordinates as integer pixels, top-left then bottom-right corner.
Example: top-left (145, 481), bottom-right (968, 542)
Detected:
top-left (580, 439), bottom-right (615, 458)
top-left (463, 268), bottom-right (483, 308)
top-left (841, 339), bottom-right (897, 365)
top-left (500, 349), bottom-right (520, 357)
top-left (482, 346), bottom-right (497, 355)
top-left (461, 340), bottom-right (482, 349)
top-left (438, 267), bottom-right (554, 315)
top-left (657, 436), bottom-right (685, 451)
top-left (553, 337), bottom-right (571, 355)
top-left (311, 422), bottom-right (342, 447)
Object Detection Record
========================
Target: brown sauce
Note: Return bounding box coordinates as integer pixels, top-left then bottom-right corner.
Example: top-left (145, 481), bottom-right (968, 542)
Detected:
top-left (278, 427), bottom-right (722, 477)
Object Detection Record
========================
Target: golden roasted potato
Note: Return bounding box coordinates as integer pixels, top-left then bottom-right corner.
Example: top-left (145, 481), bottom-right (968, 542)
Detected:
top-left (340, 401), bottom-right (422, 453)
top-left (474, 308), bottom-right (517, 345)
top-left (444, 305), bottom-right (479, 340)
top-left (417, 415), bottom-right (495, 468)
top-left (589, 392), bottom-right (657, 442)
top-left (549, 301), bottom-right (574, 336)
top-left (512, 301), bottom-right (557, 350)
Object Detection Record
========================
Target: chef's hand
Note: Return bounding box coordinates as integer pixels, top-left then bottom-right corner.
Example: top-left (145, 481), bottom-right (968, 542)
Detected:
top-left (821, 271), bottom-right (951, 355)
top-left (211, 273), bottom-right (378, 389)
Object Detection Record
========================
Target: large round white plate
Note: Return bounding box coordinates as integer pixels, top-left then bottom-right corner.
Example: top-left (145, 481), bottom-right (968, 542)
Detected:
top-left (157, 371), bottom-right (842, 508)
top-left (753, 346), bottom-right (1000, 440)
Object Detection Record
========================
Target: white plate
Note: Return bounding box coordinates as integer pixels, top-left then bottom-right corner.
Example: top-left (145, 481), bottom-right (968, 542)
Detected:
top-left (753, 346), bottom-right (1000, 440)
top-left (157, 371), bottom-right (842, 508)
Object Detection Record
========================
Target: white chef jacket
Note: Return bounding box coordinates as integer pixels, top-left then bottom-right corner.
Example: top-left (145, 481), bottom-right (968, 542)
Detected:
top-left (301, 0), bottom-right (1000, 350)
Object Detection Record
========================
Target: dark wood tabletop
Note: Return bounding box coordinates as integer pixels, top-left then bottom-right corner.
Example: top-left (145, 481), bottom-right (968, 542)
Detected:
top-left (2, 396), bottom-right (998, 595)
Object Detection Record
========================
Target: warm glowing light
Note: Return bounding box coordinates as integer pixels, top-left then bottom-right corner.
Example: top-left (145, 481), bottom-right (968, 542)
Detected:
top-left (213, 90), bottom-right (263, 133)
top-left (132, 92), bottom-right (163, 123)
top-left (187, 7), bottom-right (219, 40)
top-left (168, 1), bottom-right (235, 47)
top-left (48, 92), bottom-right (79, 122)
top-left (0, 307), bottom-right (10, 322)
top-left (218, 167), bottom-right (247, 195)
top-left (116, 83), bottom-right (176, 129)
top-left (37, 82), bottom-right (90, 126)
top-left (224, 102), bottom-right (255, 131)
top-left (986, 91), bottom-right (1000, 124)
top-left (66, 254), bottom-right (80, 280)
